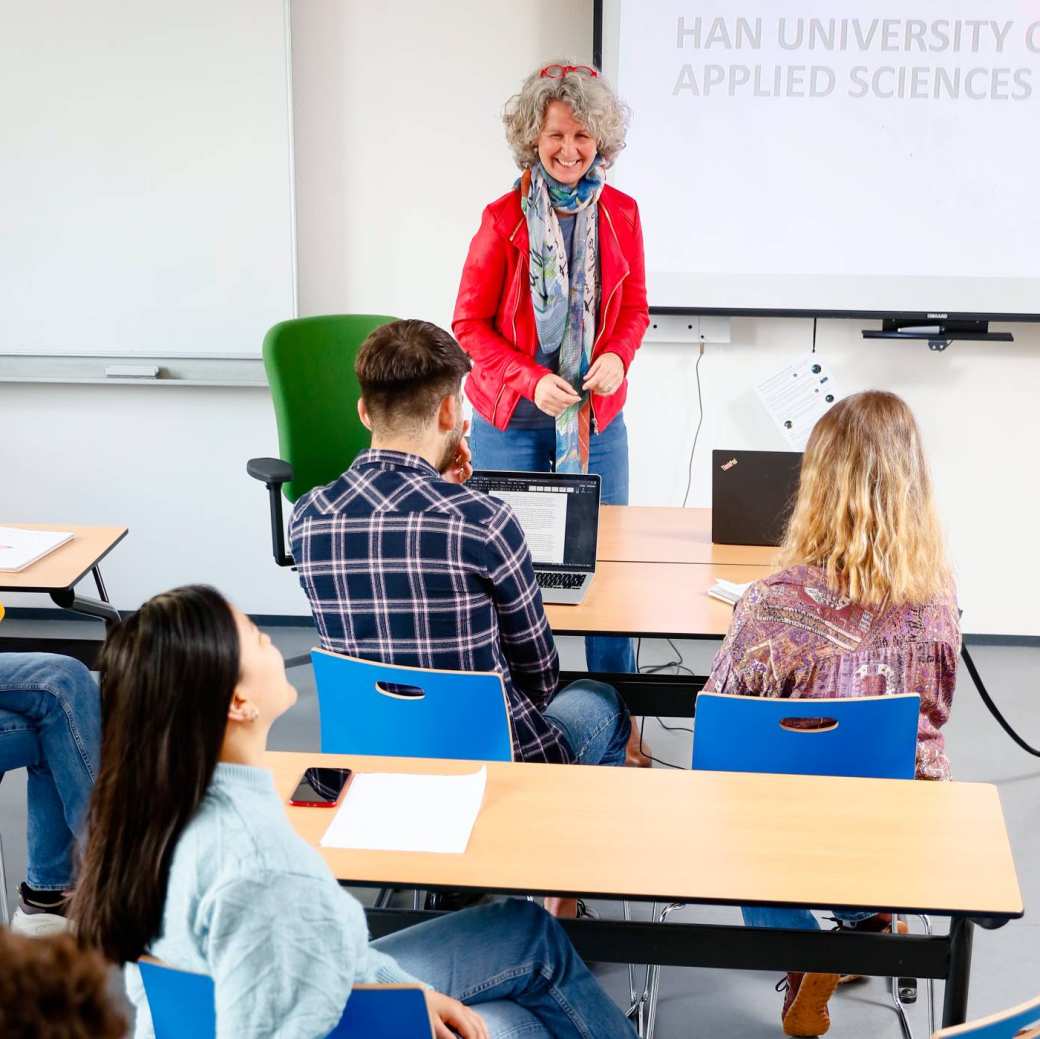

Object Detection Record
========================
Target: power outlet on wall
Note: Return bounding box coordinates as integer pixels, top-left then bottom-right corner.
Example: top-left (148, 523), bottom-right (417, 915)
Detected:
top-left (644, 314), bottom-right (731, 344)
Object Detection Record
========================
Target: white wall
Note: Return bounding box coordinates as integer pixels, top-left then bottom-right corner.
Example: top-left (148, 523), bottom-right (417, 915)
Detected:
top-left (3, 0), bottom-right (1039, 635)
top-left (626, 321), bottom-right (1040, 636)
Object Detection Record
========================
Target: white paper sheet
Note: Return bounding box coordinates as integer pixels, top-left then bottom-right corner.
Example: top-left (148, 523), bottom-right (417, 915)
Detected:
top-left (319, 767), bottom-right (488, 854)
top-left (0, 527), bottom-right (74, 573)
top-left (756, 355), bottom-right (841, 450)
top-left (707, 579), bottom-right (752, 606)
top-left (492, 490), bottom-right (568, 565)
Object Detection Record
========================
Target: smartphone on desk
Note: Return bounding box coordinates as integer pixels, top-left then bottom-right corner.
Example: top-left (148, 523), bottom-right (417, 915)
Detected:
top-left (289, 767), bottom-right (353, 807)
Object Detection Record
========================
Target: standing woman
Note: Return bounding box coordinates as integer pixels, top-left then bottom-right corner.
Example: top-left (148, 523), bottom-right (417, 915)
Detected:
top-left (454, 60), bottom-right (648, 678)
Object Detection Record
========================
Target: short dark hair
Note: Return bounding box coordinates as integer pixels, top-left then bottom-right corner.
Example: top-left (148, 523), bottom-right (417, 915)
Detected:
top-left (355, 319), bottom-right (471, 433)
top-left (0, 930), bottom-right (127, 1038)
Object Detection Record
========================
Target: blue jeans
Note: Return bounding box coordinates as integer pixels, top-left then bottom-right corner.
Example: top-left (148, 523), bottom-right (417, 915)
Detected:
top-left (0, 654), bottom-right (100, 890)
top-left (543, 679), bottom-right (629, 766)
top-left (742, 906), bottom-right (877, 931)
top-left (373, 899), bottom-right (635, 1038)
top-left (470, 412), bottom-right (636, 675)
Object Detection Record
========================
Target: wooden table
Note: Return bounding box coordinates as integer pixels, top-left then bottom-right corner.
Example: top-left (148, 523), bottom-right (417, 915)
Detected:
top-left (598, 506), bottom-right (778, 567)
top-left (547, 507), bottom-right (775, 715)
top-left (575, 505), bottom-right (1003, 741)
top-left (268, 750), bottom-right (1023, 1027)
top-left (0, 523), bottom-right (127, 663)
top-left (545, 560), bottom-right (770, 639)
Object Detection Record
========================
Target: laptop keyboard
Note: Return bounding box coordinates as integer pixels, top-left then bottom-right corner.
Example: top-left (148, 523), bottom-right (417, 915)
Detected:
top-left (536, 571), bottom-right (586, 590)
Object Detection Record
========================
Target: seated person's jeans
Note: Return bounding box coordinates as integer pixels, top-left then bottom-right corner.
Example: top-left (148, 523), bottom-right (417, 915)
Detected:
top-left (742, 906), bottom-right (877, 931)
top-left (0, 654), bottom-right (100, 891)
top-left (374, 899), bottom-right (635, 1038)
top-left (542, 679), bottom-right (629, 766)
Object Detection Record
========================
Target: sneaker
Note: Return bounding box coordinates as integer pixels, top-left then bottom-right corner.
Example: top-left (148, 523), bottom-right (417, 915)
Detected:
top-left (835, 913), bottom-right (909, 984)
top-left (423, 889), bottom-right (488, 912)
top-left (777, 970), bottom-right (840, 1037)
top-left (9, 884), bottom-right (72, 938)
top-left (575, 899), bottom-right (599, 920)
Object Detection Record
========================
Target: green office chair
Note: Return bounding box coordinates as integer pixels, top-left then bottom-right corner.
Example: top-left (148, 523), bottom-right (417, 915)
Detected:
top-left (247, 314), bottom-right (397, 568)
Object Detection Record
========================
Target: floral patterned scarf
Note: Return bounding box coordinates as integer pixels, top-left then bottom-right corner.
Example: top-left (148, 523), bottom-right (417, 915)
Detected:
top-left (520, 159), bottom-right (604, 472)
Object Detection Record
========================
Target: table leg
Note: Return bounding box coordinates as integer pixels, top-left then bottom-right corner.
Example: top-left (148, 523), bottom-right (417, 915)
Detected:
top-left (92, 566), bottom-right (110, 603)
top-left (941, 917), bottom-right (974, 1028)
top-left (49, 566), bottom-right (120, 628)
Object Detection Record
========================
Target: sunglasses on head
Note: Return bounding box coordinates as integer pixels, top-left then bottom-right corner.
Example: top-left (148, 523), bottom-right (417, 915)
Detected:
top-left (539, 64), bottom-right (599, 79)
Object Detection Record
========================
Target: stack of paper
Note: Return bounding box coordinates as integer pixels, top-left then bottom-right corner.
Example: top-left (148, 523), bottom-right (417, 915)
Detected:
top-left (320, 766), bottom-right (487, 854)
top-left (707, 579), bottom-right (751, 607)
top-left (0, 527), bottom-right (74, 573)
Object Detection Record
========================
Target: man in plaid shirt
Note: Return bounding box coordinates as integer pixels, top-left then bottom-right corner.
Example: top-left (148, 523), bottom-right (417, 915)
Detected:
top-left (289, 319), bottom-right (631, 769)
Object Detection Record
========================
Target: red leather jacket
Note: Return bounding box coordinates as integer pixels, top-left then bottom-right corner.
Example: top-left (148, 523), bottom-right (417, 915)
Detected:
top-left (452, 184), bottom-right (649, 432)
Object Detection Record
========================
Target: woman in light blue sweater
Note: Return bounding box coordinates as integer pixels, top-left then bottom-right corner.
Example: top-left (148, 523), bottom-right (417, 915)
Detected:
top-left (71, 585), bottom-right (634, 1039)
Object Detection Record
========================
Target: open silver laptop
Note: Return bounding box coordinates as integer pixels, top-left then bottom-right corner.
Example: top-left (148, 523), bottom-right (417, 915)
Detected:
top-left (469, 470), bottom-right (601, 604)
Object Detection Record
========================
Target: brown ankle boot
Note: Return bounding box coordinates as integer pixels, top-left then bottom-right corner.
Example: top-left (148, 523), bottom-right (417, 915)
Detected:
top-left (779, 970), bottom-right (840, 1036)
top-left (625, 717), bottom-right (652, 767)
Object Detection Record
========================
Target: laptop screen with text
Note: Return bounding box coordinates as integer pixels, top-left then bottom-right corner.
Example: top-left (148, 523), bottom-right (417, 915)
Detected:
top-left (469, 471), bottom-right (600, 572)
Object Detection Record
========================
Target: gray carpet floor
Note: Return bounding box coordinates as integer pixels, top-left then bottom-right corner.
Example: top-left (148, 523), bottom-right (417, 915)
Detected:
top-left (1, 618), bottom-right (1036, 1037)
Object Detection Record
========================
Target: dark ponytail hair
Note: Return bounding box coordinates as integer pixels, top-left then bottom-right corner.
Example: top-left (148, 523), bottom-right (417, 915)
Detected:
top-left (72, 584), bottom-right (240, 963)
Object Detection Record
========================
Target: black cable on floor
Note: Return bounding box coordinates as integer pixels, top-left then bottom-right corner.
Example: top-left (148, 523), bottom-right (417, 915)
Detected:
top-left (637, 715), bottom-right (686, 769)
top-left (962, 643), bottom-right (1040, 757)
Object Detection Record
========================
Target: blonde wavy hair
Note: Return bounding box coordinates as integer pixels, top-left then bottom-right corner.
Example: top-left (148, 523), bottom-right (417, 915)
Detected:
top-left (503, 60), bottom-right (630, 169)
top-left (778, 391), bottom-right (951, 608)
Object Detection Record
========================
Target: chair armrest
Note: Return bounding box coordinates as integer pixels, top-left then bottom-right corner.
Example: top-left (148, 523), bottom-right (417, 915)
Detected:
top-left (246, 457), bottom-right (295, 568)
top-left (247, 457), bottom-right (293, 486)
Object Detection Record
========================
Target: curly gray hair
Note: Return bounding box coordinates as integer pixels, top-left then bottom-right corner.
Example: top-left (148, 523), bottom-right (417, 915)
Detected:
top-left (503, 60), bottom-right (630, 169)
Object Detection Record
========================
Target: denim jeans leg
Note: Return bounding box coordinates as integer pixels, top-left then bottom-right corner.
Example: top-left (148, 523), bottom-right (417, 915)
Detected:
top-left (0, 654), bottom-right (101, 890)
top-left (586, 414), bottom-right (635, 674)
top-left (741, 906), bottom-right (879, 930)
top-left (372, 900), bottom-right (635, 1039)
top-left (742, 905), bottom-right (821, 930)
top-left (542, 680), bottom-right (629, 766)
top-left (469, 414), bottom-right (554, 472)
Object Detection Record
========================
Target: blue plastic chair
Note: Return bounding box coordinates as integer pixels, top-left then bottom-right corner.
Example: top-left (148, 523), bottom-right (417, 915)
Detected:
top-left (311, 649), bottom-right (514, 761)
top-left (642, 692), bottom-right (924, 1039)
top-left (932, 991), bottom-right (1040, 1038)
top-left (691, 692), bottom-right (920, 779)
top-left (138, 961), bottom-right (433, 1038)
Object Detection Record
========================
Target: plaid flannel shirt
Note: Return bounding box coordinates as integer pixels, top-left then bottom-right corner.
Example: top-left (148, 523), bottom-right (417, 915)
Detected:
top-left (288, 449), bottom-right (570, 763)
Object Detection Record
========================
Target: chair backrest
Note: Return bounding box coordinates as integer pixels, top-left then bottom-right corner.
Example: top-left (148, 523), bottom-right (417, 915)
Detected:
top-left (263, 314), bottom-right (397, 502)
top-left (692, 693), bottom-right (920, 779)
top-left (931, 992), bottom-right (1040, 1038)
top-left (138, 962), bottom-right (433, 1038)
top-left (311, 649), bottom-right (514, 761)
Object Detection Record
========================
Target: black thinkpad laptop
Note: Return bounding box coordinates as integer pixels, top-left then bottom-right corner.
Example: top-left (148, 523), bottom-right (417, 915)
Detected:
top-left (711, 450), bottom-right (803, 546)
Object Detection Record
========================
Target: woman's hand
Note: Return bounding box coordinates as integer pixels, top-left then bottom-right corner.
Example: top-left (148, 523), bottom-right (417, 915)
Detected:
top-left (427, 991), bottom-right (489, 1039)
top-left (535, 373), bottom-right (582, 416)
top-left (582, 352), bottom-right (624, 396)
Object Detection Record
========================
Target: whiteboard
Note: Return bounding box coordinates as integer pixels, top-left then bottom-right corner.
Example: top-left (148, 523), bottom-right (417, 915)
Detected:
top-left (0, 0), bottom-right (295, 360)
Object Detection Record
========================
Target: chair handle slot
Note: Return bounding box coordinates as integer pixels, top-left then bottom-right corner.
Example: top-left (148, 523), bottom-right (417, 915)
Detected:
top-left (374, 682), bottom-right (426, 700)
top-left (779, 716), bottom-right (839, 733)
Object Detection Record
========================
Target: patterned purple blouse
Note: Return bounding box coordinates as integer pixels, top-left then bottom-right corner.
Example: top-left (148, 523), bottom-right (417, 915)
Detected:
top-left (704, 565), bottom-right (961, 780)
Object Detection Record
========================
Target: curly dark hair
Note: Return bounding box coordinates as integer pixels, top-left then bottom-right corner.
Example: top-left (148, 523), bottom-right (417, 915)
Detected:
top-left (0, 929), bottom-right (127, 1038)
